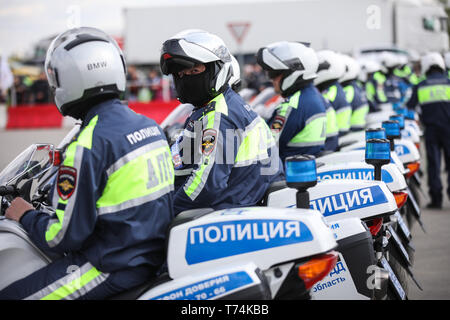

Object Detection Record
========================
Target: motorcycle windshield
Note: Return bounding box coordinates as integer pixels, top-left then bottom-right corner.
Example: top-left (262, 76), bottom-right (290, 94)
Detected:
top-left (0, 144), bottom-right (54, 187)
top-left (160, 103), bottom-right (194, 130)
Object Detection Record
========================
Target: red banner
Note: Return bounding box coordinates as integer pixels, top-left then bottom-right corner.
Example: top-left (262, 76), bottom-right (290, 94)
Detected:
top-left (5, 100), bottom-right (180, 129)
top-left (6, 104), bottom-right (62, 129)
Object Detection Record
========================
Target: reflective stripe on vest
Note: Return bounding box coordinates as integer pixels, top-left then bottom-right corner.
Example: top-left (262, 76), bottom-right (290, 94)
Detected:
top-left (287, 112), bottom-right (326, 147)
top-left (25, 262), bottom-right (109, 300)
top-left (323, 85), bottom-right (337, 102)
top-left (235, 116), bottom-right (274, 166)
top-left (343, 85), bottom-right (355, 104)
top-left (350, 104), bottom-right (369, 128)
top-left (417, 84), bottom-right (450, 105)
top-left (336, 106), bottom-right (352, 132)
top-left (324, 105), bottom-right (339, 137)
top-left (96, 139), bottom-right (174, 215)
top-left (46, 115), bottom-right (98, 246)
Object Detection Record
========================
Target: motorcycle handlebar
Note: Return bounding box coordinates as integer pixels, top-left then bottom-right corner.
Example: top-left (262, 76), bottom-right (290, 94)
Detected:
top-left (0, 186), bottom-right (17, 197)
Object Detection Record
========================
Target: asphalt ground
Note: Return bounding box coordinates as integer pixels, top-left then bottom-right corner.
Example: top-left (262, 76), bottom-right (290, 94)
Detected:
top-left (1, 128), bottom-right (449, 300)
top-left (406, 140), bottom-right (450, 300)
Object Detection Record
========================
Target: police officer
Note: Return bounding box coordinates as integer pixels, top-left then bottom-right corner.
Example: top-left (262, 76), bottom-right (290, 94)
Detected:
top-left (394, 54), bottom-right (420, 86)
top-left (406, 52), bottom-right (450, 209)
top-left (314, 50), bottom-right (351, 150)
top-left (339, 54), bottom-right (369, 131)
top-left (0, 27), bottom-right (175, 299)
top-left (360, 59), bottom-right (386, 113)
top-left (379, 51), bottom-right (409, 104)
top-left (160, 29), bottom-right (283, 215)
top-left (256, 41), bottom-right (327, 161)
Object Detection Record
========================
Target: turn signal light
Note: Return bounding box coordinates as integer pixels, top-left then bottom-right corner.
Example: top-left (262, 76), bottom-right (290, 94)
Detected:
top-left (297, 251), bottom-right (338, 290)
top-left (366, 217), bottom-right (384, 236)
top-left (393, 191), bottom-right (408, 209)
top-left (53, 150), bottom-right (63, 166)
top-left (406, 161), bottom-right (420, 179)
top-left (414, 143), bottom-right (420, 152)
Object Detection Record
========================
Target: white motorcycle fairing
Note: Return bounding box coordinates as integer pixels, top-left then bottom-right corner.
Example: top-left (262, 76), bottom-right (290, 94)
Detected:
top-left (316, 161), bottom-right (407, 193)
top-left (267, 179), bottom-right (398, 222)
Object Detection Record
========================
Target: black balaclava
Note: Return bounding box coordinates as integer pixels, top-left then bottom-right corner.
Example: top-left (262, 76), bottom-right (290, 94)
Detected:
top-left (174, 63), bottom-right (218, 108)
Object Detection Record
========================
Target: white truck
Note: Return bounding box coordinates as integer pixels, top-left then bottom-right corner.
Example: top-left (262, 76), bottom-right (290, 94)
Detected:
top-left (123, 0), bottom-right (449, 65)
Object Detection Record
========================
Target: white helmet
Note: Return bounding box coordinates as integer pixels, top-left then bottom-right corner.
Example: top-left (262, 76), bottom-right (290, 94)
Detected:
top-left (421, 52), bottom-right (445, 74)
top-left (229, 54), bottom-right (241, 90)
top-left (160, 29), bottom-right (232, 106)
top-left (339, 54), bottom-right (361, 83)
top-left (363, 59), bottom-right (382, 74)
top-left (398, 55), bottom-right (409, 67)
top-left (314, 50), bottom-right (346, 86)
top-left (408, 50), bottom-right (420, 63)
top-left (357, 59), bottom-right (381, 82)
top-left (45, 27), bottom-right (126, 118)
top-left (256, 41), bottom-right (318, 97)
top-left (444, 52), bottom-right (450, 70)
top-left (379, 51), bottom-right (400, 69)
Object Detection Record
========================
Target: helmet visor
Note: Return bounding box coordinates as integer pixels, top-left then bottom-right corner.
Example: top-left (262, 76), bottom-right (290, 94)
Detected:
top-left (160, 39), bottom-right (200, 75)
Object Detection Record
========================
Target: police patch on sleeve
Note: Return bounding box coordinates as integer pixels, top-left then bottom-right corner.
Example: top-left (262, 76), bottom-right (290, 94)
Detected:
top-left (271, 115), bottom-right (285, 132)
top-left (202, 129), bottom-right (217, 156)
top-left (57, 166), bottom-right (77, 200)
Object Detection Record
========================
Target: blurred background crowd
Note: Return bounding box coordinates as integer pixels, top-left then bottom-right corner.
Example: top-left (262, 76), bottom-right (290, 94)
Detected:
top-left (0, 57), bottom-right (272, 107)
top-left (0, 0), bottom-right (449, 109)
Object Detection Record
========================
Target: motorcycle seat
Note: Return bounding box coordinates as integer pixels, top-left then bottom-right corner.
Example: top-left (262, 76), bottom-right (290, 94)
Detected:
top-left (316, 149), bottom-right (335, 157)
top-left (169, 208), bottom-right (215, 230)
top-left (259, 180), bottom-right (288, 206)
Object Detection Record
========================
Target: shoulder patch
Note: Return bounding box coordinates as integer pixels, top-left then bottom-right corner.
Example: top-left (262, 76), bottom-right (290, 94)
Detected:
top-left (201, 128), bottom-right (217, 156)
top-left (57, 166), bottom-right (77, 200)
top-left (271, 115), bottom-right (285, 132)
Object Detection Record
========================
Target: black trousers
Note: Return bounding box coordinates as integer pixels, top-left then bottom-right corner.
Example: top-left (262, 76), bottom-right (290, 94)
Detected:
top-left (0, 252), bottom-right (153, 300)
top-left (424, 125), bottom-right (450, 204)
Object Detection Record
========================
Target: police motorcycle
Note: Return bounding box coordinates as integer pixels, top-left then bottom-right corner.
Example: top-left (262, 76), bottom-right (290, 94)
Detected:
top-left (338, 111), bottom-right (424, 232)
top-left (317, 128), bottom-right (423, 296)
top-left (0, 128), bottom-right (345, 300)
top-left (161, 103), bottom-right (411, 300)
top-left (264, 141), bottom-right (416, 300)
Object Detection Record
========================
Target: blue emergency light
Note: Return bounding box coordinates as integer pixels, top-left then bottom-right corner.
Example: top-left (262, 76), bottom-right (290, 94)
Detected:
top-left (396, 107), bottom-right (407, 117)
top-left (365, 139), bottom-right (391, 162)
top-left (382, 120), bottom-right (401, 139)
top-left (389, 115), bottom-right (405, 130)
top-left (285, 155), bottom-right (317, 209)
top-left (365, 138), bottom-right (391, 181)
top-left (365, 128), bottom-right (386, 141)
top-left (285, 155), bottom-right (317, 188)
top-left (405, 109), bottom-right (416, 120)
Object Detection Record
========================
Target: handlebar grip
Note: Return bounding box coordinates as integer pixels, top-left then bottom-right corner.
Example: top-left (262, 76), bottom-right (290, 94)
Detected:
top-left (0, 186), bottom-right (16, 196)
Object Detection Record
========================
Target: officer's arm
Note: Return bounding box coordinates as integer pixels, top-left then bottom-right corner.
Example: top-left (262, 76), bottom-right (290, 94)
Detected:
top-left (406, 85), bottom-right (419, 110)
top-left (269, 104), bottom-right (301, 151)
top-left (334, 90), bottom-right (352, 134)
top-left (20, 131), bottom-right (100, 254)
top-left (173, 112), bottom-right (234, 214)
